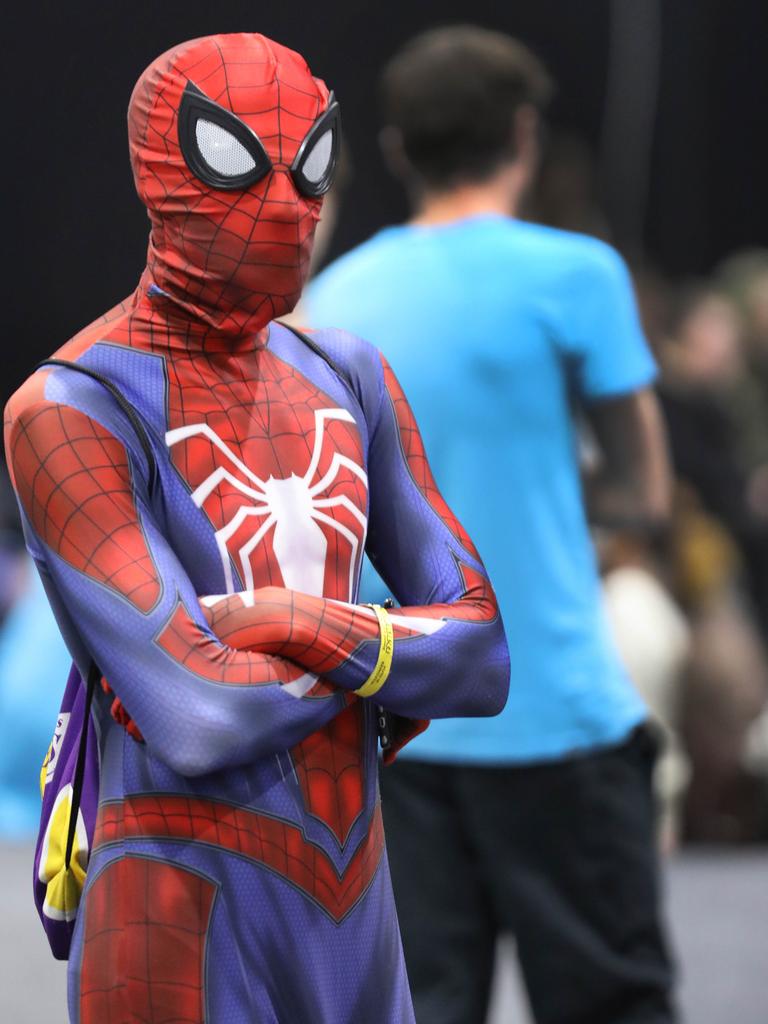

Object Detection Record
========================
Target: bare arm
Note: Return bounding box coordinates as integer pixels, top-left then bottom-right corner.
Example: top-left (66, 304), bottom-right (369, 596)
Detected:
top-left (584, 387), bottom-right (672, 528)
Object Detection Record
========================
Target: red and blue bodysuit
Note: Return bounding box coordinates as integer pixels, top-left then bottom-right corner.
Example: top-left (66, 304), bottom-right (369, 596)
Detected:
top-left (4, 34), bottom-right (509, 1024)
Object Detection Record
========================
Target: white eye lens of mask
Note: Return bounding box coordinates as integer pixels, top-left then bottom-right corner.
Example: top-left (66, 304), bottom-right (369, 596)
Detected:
top-left (195, 119), bottom-right (257, 177)
top-left (301, 130), bottom-right (333, 184)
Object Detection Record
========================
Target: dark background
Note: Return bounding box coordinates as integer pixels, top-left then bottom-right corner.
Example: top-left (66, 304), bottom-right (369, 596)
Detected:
top-left (4, 0), bottom-right (766, 397)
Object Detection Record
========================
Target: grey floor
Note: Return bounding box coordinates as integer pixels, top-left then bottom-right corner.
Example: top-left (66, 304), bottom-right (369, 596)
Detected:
top-left (486, 849), bottom-right (768, 1024)
top-left (1, 845), bottom-right (765, 1022)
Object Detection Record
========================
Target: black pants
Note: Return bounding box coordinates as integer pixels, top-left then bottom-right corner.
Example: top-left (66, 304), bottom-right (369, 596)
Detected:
top-left (380, 726), bottom-right (676, 1024)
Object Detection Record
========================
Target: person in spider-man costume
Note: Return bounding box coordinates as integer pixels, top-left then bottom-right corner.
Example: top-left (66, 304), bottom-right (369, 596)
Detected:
top-left (4, 33), bottom-right (509, 1024)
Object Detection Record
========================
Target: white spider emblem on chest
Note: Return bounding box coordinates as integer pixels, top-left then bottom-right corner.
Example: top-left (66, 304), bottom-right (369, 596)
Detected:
top-left (165, 408), bottom-right (368, 602)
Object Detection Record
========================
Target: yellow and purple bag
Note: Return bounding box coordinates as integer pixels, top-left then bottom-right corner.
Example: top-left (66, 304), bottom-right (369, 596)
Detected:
top-left (34, 661), bottom-right (100, 959)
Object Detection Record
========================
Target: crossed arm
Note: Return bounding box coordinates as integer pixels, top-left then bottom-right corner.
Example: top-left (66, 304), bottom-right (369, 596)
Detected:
top-left (4, 355), bottom-right (508, 776)
top-left (202, 354), bottom-right (510, 722)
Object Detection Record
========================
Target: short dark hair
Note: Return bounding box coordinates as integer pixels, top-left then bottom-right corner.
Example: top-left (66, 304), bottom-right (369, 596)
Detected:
top-left (380, 25), bottom-right (553, 190)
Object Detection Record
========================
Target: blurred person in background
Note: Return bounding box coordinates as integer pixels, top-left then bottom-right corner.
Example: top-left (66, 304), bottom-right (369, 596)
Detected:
top-left (599, 529), bottom-right (691, 852)
top-left (717, 249), bottom-right (768, 400)
top-left (659, 286), bottom-right (768, 601)
top-left (0, 564), bottom-right (72, 838)
top-left (0, 466), bottom-right (68, 841)
top-left (529, 130), bottom-right (611, 240)
top-left (657, 286), bottom-right (768, 840)
top-left (307, 25), bottom-right (676, 1024)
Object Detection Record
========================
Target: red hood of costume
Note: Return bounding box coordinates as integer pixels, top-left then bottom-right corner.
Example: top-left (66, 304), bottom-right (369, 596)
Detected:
top-left (128, 34), bottom-right (332, 338)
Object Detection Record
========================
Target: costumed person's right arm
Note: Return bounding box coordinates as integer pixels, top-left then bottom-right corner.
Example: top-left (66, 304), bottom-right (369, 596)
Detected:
top-left (4, 393), bottom-right (347, 777)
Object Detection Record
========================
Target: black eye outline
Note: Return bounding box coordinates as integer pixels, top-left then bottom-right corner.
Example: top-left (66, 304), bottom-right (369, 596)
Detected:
top-left (178, 81), bottom-right (272, 191)
top-left (290, 94), bottom-right (341, 198)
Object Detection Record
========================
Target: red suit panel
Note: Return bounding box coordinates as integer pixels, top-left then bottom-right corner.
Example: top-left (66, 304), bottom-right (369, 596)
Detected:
top-left (94, 796), bottom-right (384, 924)
top-left (80, 857), bottom-right (216, 1024)
top-left (11, 404), bottom-right (160, 612)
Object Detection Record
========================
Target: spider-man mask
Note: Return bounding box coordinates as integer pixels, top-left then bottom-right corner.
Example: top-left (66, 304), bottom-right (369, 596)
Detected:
top-left (128, 33), bottom-right (340, 337)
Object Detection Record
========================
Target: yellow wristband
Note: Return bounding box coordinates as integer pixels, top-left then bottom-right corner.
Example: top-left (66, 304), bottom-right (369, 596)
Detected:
top-left (354, 604), bottom-right (394, 698)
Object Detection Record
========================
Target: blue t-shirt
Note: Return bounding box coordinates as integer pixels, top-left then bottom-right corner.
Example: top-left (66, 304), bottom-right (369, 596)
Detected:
top-left (306, 215), bottom-right (654, 763)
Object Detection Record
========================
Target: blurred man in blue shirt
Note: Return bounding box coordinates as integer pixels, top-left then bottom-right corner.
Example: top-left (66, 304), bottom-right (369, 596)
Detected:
top-left (307, 26), bottom-right (675, 1024)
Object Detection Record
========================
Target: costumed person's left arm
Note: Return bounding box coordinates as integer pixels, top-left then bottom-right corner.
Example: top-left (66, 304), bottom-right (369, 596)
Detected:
top-left (203, 349), bottom-right (510, 723)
